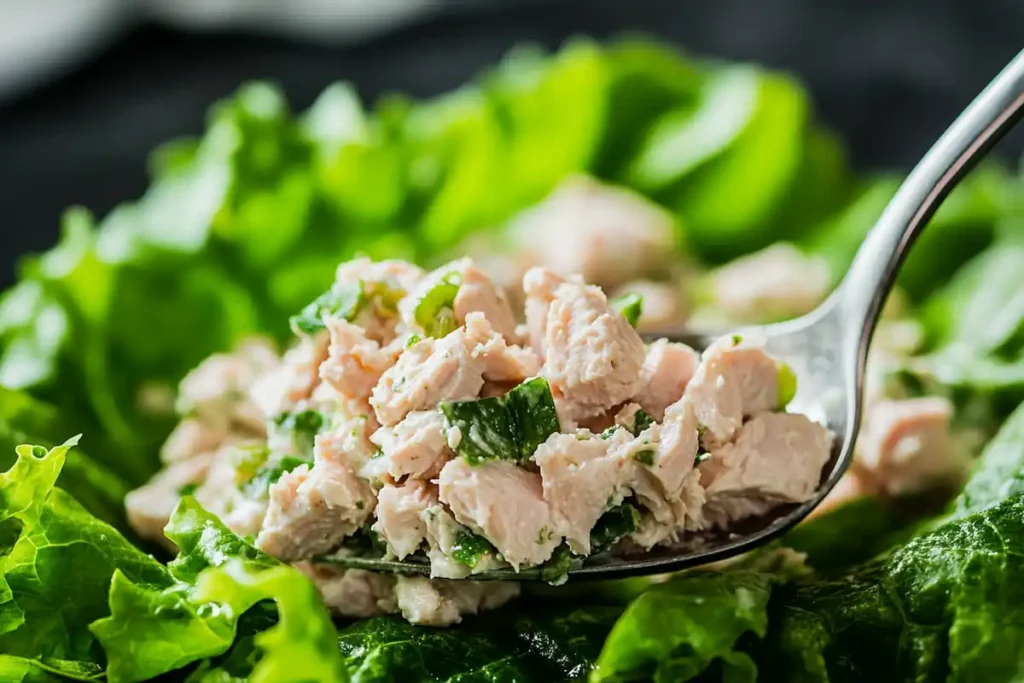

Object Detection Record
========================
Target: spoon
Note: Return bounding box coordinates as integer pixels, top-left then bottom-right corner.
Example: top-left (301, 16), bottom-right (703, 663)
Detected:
top-left (319, 49), bottom-right (1024, 581)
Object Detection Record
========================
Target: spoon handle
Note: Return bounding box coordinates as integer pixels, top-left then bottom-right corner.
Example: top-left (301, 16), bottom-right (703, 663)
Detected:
top-left (837, 49), bottom-right (1024, 353)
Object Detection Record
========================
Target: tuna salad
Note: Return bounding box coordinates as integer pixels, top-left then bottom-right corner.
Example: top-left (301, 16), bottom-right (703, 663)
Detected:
top-left (127, 251), bottom-right (834, 625)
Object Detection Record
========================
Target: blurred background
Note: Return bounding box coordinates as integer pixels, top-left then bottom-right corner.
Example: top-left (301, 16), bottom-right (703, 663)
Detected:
top-left (0, 0), bottom-right (1022, 287)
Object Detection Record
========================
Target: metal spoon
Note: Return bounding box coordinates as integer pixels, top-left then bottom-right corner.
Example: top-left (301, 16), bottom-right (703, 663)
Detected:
top-left (319, 49), bottom-right (1024, 581)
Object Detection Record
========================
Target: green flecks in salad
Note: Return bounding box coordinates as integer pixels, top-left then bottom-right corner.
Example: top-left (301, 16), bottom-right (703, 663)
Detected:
top-left (1, 33), bottom-right (1024, 683)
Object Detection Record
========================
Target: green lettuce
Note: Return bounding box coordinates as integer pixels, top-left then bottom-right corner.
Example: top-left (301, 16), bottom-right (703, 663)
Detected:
top-left (0, 438), bottom-right (168, 679)
top-left (591, 572), bottom-right (773, 682)
top-left (337, 606), bottom-right (621, 682)
top-left (92, 497), bottom-right (343, 683)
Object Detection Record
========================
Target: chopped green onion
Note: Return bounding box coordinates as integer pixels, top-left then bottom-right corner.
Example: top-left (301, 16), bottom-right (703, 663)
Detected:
top-left (414, 272), bottom-right (461, 338)
top-left (610, 292), bottom-right (644, 327)
top-left (777, 361), bottom-right (798, 409)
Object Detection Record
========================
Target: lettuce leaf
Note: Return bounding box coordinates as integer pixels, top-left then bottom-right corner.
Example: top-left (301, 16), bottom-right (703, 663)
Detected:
top-left (0, 387), bottom-right (129, 528)
top-left (590, 572), bottom-right (772, 682)
top-left (755, 398), bottom-right (1024, 682)
top-left (0, 438), bottom-right (169, 678)
top-left (337, 606), bottom-right (621, 682)
top-left (91, 496), bottom-right (344, 683)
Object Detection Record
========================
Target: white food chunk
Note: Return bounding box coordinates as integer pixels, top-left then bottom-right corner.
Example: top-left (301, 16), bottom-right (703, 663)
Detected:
top-left (633, 339), bottom-right (700, 420)
top-left (684, 336), bottom-right (781, 444)
top-left (366, 409), bottom-right (452, 483)
top-left (373, 480), bottom-right (437, 559)
top-left (318, 318), bottom-right (397, 403)
top-left (532, 432), bottom-right (634, 555)
top-left (438, 458), bottom-right (560, 570)
top-left (699, 412), bottom-right (832, 528)
top-left (256, 435), bottom-right (375, 561)
top-left (538, 277), bottom-right (646, 422)
top-left (371, 329), bottom-right (486, 427)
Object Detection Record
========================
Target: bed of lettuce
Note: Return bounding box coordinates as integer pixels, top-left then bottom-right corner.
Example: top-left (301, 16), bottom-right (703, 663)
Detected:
top-left (2, 36), bottom-right (1024, 682)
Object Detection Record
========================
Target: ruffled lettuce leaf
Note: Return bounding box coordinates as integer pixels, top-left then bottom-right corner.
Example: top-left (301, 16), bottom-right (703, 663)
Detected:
top-left (590, 571), bottom-right (773, 683)
top-left (0, 387), bottom-right (129, 528)
top-left (0, 438), bottom-right (169, 678)
top-left (91, 496), bottom-right (344, 683)
top-left (753, 399), bottom-right (1024, 682)
top-left (337, 606), bottom-right (621, 683)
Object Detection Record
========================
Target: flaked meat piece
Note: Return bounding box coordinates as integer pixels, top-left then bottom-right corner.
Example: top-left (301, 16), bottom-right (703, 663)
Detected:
top-left (629, 481), bottom-right (704, 549)
top-left (250, 333), bottom-right (329, 419)
top-left (420, 504), bottom-right (503, 579)
top-left (192, 444), bottom-right (269, 538)
top-left (160, 417), bottom-right (229, 463)
top-left (295, 562), bottom-right (518, 625)
top-left (335, 257), bottom-right (425, 292)
top-left (454, 263), bottom-right (519, 342)
top-left (318, 405), bottom-right (381, 473)
top-left (334, 257), bottom-right (425, 345)
top-left (296, 563), bottom-right (397, 618)
top-left (523, 267), bottom-right (568, 356)
top-left (371, 329), bottom-right (486, 427)
top-left (256, 434), bottom-right (376, 561)
top-left (507, 175), bottom-right (677, 290)
top-left (438, 458), bottom-right (560, 570)
top-left (464, 312), bottom-right (540, 382)
top-left (696, 243), bottom-right (830, 325)
top-left (685, 336), bottom-right (784, 445)
top-left (398, 258), bottom-right (517, 342)
top-left (373, 480), bottom-right (437, 559)
top-left (365, 409), bottom-right (451, 483)
top-left (394, 576), bottom-right (520, 626)
top-left (856, 397), bottom-right (963, 496)
top-left (633, 339), bottom-right (700, 421)
top-left (177, 338), bottom-right (279, 421)
top-left (539, 279), bottom-right (646, 422)
top-left (699, 412), bottom-right (832, 528)
top-left (125, 453), bottom-right (213, 547)
top-left (608, 405), bottom-right (705, 547)
top-left (639, 397), bottom-right (702, 502)
top-left (532, 432), bottom-right (634, 555)
top-left (319, 318), bottom-right (396, 402)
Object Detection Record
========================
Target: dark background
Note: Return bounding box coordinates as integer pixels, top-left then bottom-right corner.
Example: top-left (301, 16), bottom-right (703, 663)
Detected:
top-left (0, 0), bottom-right (1021, 286)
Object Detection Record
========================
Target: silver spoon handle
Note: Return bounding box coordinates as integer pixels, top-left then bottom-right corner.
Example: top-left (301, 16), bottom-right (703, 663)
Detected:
top-left (836, 49), bottom-right (1024, 350)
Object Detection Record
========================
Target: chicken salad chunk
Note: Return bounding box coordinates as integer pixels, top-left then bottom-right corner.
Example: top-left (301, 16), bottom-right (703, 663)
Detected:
top-left (128, 251), bottom-right (835, 625)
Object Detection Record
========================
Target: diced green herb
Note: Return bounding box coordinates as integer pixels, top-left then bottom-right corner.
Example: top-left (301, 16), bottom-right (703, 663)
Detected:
top-left (505, 377), bottom-right (562, 459)
top-left (364, 279), bottom-right (405, 317)
top-left (289, 280), bottom-right (366, 336)
top-left (405, 333), bottom-right (421, 348)
top-left (242, 455), bottom-right (312, 498)
top-left (633, 449), bottom-right (656, 466)
top-left (539, 543), bottom-right (577, 585)
top-left (632, 408), bottom-right (655, 435)
top-left (694, 451), bottom-right (711, 465)
top-left (177, 482), bottom-right (199, 497)
top-left (231, 444), bottom-right (272, 485)
top-left (414, 272), bottom-right (462, 338)
top-left (600, 426), bottom-right (623, 440)
top-left (731, 334), bottom-right (743, 345)
top-left (441, 376), bottom-right (561, 465)
top-left (610, 292), bottom-right (644, 327)
top-left (451, 530), bottom-right (496, 569)
top-left (440, 396), bottom-right (518, 465)
top-left (590, 501), bottom-right (641, 554)
top-left (274, 408), bottom-right (325, 456)
top-left (776, 361), bottom-right (797, 409)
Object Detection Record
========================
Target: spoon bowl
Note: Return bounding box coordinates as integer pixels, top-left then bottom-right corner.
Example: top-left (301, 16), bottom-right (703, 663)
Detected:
top-left (318, 49), bottom-right (1024, 581)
